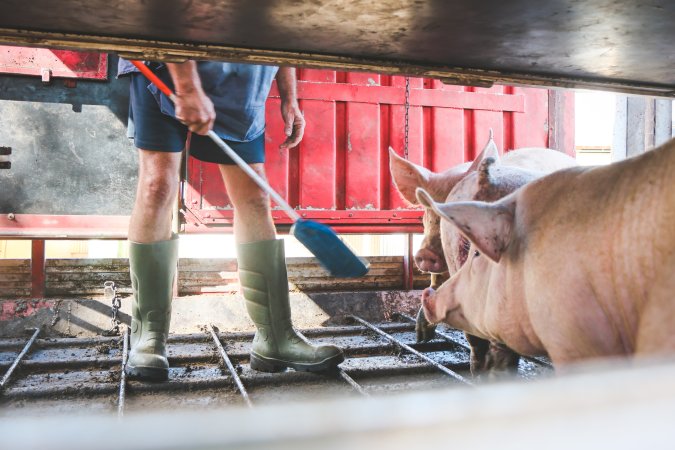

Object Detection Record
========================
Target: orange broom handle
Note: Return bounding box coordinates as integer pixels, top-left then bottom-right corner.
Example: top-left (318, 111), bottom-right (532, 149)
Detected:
top-left (130, 60), bottom-right (176, 100)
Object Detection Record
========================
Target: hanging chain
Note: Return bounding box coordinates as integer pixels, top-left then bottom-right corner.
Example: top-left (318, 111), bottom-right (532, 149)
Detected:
top-left (404, 76), bottom-right (410, 160)
top-left (50, 299), bottom-right (61, 327)
top-left (102, 281), bottom-right (121, 336)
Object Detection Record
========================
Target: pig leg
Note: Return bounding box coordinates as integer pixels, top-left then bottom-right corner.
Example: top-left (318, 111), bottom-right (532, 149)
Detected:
top-left (465, 333), bottom-right (491, 376)
top-left (484, 343), bottom-right (520, 379)
top-left (415, 307), bottom-right (437, 342)
top-left (415, 272), bottom-right (449, 343)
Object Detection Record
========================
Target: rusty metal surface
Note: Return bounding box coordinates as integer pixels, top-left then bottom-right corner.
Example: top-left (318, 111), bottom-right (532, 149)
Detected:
top-left (0, 54), bottom-right (137, 218)
top-left (0, 321), bottom-right (551, 415)
top-left (0, 1), bottom-right (673, 95)
top-left (0, 46), bottom-right (108, 79)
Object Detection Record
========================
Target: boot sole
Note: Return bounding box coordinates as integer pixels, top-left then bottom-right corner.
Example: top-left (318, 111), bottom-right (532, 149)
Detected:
top-left (250, 352), bottom-right (345, 373)
top-left (125, 364), bottom-right (169, 382)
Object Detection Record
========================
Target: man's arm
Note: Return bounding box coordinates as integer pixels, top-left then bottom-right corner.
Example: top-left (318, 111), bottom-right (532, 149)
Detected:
top-left (276, 67), bottom-right (305, 149)
top-left (166, 61), bottom-right (215, 135)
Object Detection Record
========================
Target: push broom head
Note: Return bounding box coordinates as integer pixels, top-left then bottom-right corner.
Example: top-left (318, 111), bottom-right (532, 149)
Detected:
top-left (291, 219), bottom-right (369, 278)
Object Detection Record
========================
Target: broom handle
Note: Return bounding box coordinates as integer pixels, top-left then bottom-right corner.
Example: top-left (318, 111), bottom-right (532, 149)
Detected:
top-left (131, 60), bottom-right (301, 222)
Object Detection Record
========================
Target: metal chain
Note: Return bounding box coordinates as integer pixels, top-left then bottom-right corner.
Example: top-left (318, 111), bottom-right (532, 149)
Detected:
top-left (404, 76), bottom-right (410, 160)
top-left (50, 299), bottom-right (61, 327)
top-left (102, 281), bottom-right (121, 336)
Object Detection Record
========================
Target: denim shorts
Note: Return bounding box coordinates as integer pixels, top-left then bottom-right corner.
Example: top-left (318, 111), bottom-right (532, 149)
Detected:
top-left (128, 72), bottom-right (265, 165)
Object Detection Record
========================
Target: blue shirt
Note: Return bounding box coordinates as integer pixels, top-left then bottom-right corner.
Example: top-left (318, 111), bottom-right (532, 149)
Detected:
top-left (118, 59), bottom-right (279, 142)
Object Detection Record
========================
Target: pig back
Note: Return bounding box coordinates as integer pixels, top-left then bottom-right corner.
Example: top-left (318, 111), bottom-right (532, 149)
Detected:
top-left (503, 148), bottom-right (576, 173)
top-left (514, 139), bottom-right (675, 360)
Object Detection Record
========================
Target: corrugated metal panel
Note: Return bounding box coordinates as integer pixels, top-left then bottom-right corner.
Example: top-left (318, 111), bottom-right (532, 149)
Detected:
top-left (184, 69), bottom-right (571, 233)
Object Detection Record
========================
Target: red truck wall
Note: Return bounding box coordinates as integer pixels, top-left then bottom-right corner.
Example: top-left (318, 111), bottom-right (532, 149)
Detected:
top-left (184, 69), bottom-right (574, 234)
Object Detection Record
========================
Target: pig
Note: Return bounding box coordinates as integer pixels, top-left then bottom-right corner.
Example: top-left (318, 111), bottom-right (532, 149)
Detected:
top-left (436, 158), bottom-right (549, 376)
top-left (390, 132), bottom-right (576, 375)
top-left (417, 137), bottom-right (675, 366)
top-left (389, 134), bottom-right (576, 275)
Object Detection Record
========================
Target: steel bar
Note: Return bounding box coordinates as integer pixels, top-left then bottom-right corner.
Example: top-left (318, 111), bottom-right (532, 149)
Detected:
top-left (349, 315), bottom-right (473, 387)
top-left (0, 340), bottom-right (450, 374)
top-left (117, 326), bottom-right (129, 419)
top-left (0, 323), bottom-right (415, 351)
top-left (402, 234), bottom-right (415, 291)
top-left (0, 327), bottom-right (41, 391)
top-left (295, 331), bottom-right (369, 397)
top-left (396, 313), bottom-right (553, 369)
top-left (0, 341), bottom-right (426, 373)
top-left (337, 370), bottom-right (369, 397)
top-left (2, 359), bottom-right (455, 401)
top-left (208, 324), bottom-right (253, 408)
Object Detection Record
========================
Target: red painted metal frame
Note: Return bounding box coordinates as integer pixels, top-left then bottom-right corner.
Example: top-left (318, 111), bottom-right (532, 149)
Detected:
top-left (269, 81), bottom-right (525, 111)
top-left (0, 214), bottom-right (129, 239)
top-left (30, 240), bottom-right (46, 298)
top-left (184, 70), bottom-right (570, 234)
top-left (0, 46), bottom-right (108, 80)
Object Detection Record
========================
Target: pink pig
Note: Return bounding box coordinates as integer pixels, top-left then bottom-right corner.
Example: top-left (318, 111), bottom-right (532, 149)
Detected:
top-left (417, 138), bottom-right (675, 365)
top-left (390, 132), bottom-right (575, 375)
top-left (389, 134), bottom-right (576, 275)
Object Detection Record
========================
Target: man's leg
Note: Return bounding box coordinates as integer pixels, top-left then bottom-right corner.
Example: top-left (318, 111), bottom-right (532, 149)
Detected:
top-left (219, 163), bottom-right (344, 372)
top-left (125, 150), bottom-right (182, 381)
top-left (129, 150), bottom-right (182, 242)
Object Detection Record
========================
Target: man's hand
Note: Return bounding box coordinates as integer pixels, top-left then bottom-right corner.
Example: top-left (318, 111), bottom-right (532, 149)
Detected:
top-left (167, 62), bottom-right (215, 135)
top-left (280, 100), bottom-right (305, 150)
top-left (174, 88), bottom-right (215, 136)
top-left (276, 67), bottom-right (305, 150)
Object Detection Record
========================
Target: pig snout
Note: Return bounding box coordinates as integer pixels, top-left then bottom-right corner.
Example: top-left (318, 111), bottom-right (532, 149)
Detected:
top-left (415, 248), bottom-right (444, 273)
top-left (421, 287), bottom-right (437, 323)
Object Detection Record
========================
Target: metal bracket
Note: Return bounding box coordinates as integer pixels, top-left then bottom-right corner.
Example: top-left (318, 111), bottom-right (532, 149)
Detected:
top-left (40, 67), bottom-right (52, 85)
top-left (0, 146), bottom-right (9, 169)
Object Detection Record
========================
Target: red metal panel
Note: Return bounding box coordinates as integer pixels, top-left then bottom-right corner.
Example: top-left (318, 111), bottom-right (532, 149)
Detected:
top-left (345, 96), bottom-right (381, 209)
top-left (298, 68), bottom-right (336, 83)
top-left (0, 46), bottom-right (107, 80)
top-left (292, 70), bottom-right (326, 208)
top-left (298, 91), bottom-right (336, 209)
top-left (0, 68), bottom-right (565, 239)
top-left (512, 87), bottom-right (549, 150)
top-left (264, 97), bottom-right (291, 203)
top-left (182, 69), bottom-right (560, 234)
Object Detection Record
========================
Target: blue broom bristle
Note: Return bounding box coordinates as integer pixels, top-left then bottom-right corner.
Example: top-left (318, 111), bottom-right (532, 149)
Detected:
top-left (291, 220), bottom-right (369, 278)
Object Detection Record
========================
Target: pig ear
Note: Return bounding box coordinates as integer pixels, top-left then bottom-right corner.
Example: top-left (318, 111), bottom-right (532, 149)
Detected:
top-left (423, 197), bottom-right (515, 263)
top-left (389, 147), bottom-right (434, 204)
top-left (467, 129), bottom-right (500, 173)
top-left (415, 187), bottom-right (436, 210)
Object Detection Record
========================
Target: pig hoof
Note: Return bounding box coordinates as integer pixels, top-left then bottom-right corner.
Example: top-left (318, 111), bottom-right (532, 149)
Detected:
top-left (415, 307), bottom-right (437, 343)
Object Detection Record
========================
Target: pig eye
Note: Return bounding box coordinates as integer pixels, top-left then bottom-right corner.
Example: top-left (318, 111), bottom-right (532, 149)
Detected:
top-left (473, 250), bottom-right (480, 257)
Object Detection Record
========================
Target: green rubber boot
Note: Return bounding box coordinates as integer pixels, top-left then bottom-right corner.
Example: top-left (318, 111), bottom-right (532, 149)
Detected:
top-left (237, 239), bottom-right (345, 373)
top-left (125, 234), bottom-right (179, 382)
